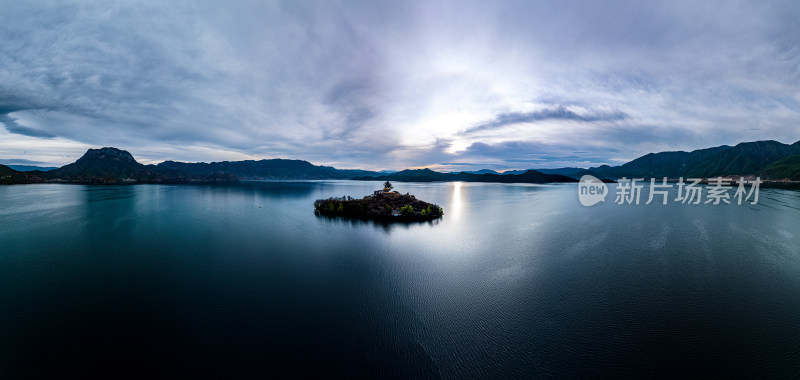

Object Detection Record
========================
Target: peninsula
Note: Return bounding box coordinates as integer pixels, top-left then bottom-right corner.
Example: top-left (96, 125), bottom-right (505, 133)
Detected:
top-left (314, 182), bottom-right (443, 221)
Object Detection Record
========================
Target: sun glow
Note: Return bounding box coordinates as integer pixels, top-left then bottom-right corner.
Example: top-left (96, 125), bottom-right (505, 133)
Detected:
top-left (449, 181), bottom-right (463, 220)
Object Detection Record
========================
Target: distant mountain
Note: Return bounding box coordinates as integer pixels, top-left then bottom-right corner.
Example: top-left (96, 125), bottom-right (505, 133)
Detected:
top-left (12, 147), bottom-right (382, 184)
top-left (0, 164), bottom-right (14, 176)
top-left (5, 165), bottom-right (58, 172)
top-left (589, 145), bottom-right (731, 179)
top-left (497, 170), bottom-right (578, 183)
top-left (49, 147), bottom-right (167, 183)
top-left (0, 164), bottom-right (18, 184)
top-left (450, 169), bottom-right (499, 175)
top-left (684, 140), bottom-right (800, 178)
top-left (353, 168), bottom-right (577, 184)
top-left (156, 159), bottom-right (380, 180)
top-left (761, 155), bottom-right (800, 180)
top-left (535, 167), bottom-right (580, 176)
top-left (354, 168), bottom-right (442, 182)
top-left (5, 139), bottom-right (800, 185)
top-left (582, 140), bottom-right (800, 180)
top-left (338, 169), bottom-right (384, 178)
top-left (0, 164), bottom-right (47, 184)
top-left (535, 167), bottom-right (608, 179)
top-left (499, 167), bottom-right (604, 179)
top-left (158, 159), bottom-right (334, 179)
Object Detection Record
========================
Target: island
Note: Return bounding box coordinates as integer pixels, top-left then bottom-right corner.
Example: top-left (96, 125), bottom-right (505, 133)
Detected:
top-left (314, 181), bottom-right (444, 221)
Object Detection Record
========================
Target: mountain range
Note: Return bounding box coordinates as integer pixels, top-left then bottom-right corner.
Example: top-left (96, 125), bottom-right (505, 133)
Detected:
top-left (585, 140), bottom-right (800, 180)
top-left (2, 139), bottom-right (799, 185)
top-left (5, 165), bottom-right (58, 172)
top-left (352, 168), bottom-right (576, 183)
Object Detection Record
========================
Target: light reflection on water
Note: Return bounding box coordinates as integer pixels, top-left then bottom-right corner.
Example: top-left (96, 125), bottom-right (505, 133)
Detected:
top-left (449, 181), bottom-right (463, 221)
top-left (1, 181), bottom-right (800, 378)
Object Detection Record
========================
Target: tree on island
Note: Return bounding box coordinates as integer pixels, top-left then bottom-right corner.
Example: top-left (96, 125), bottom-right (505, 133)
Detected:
top-left (383, 181), bottom-right (393, 191)
top-left (314, 191), bottom-right (443, 220)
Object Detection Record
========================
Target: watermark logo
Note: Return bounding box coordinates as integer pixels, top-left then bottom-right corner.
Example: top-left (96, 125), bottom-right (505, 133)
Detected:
top-left (579, 176), bottom-right (762, 206)
top-left (578, 175), bottom-right (609, 206)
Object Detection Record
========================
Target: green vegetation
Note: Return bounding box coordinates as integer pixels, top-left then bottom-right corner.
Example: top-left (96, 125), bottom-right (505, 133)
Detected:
top-left (314, 187), bottom-right (443, 221)
top-left (761, 155), bottom-right (800, 180)
top-left (0, 164), bottom-right (47, 185)
top-left (587, 140), bottom-right (800, 179)
top-left (0, 165), bottom-right (15, 184)
top-left (383, 181), bottom-right (393, 191)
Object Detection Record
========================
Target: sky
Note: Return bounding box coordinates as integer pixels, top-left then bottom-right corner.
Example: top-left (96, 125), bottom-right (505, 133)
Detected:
top-left (1, 0), bottom-right (799, 171)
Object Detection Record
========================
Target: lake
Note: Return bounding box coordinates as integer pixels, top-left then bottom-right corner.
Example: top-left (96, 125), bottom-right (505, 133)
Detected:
top-left (1, 181), bottom-right (799, 378)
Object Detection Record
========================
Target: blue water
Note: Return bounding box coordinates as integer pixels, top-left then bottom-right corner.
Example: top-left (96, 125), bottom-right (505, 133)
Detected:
top-left (1, 181), bottom-right (800, 378)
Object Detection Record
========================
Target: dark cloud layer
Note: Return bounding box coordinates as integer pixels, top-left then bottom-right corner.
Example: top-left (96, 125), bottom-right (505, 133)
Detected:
top-left (0, 114), bottom-right (55, 138)
top-left (461, 106), bottom-right (629, 135)
top-left (0, 158), bottom-right (50, 165)
top-left (0, 0), bottom-right (798, 170)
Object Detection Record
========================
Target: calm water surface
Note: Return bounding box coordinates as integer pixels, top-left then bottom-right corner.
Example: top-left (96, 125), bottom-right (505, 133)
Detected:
top-left (1, 181), bottom-right (800, 378)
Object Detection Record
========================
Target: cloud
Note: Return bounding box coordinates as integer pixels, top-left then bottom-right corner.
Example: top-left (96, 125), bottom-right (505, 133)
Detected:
top-left (0, 158), bottom-right (50, 165)
top-left (0, 114), bottom-right (56, 138)
top-left (0, 0), bottom-right (798, 169)
top-left (460, 105), bottom-right (629, 135)
top-left (459, 140), bottom-right (623, 166)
